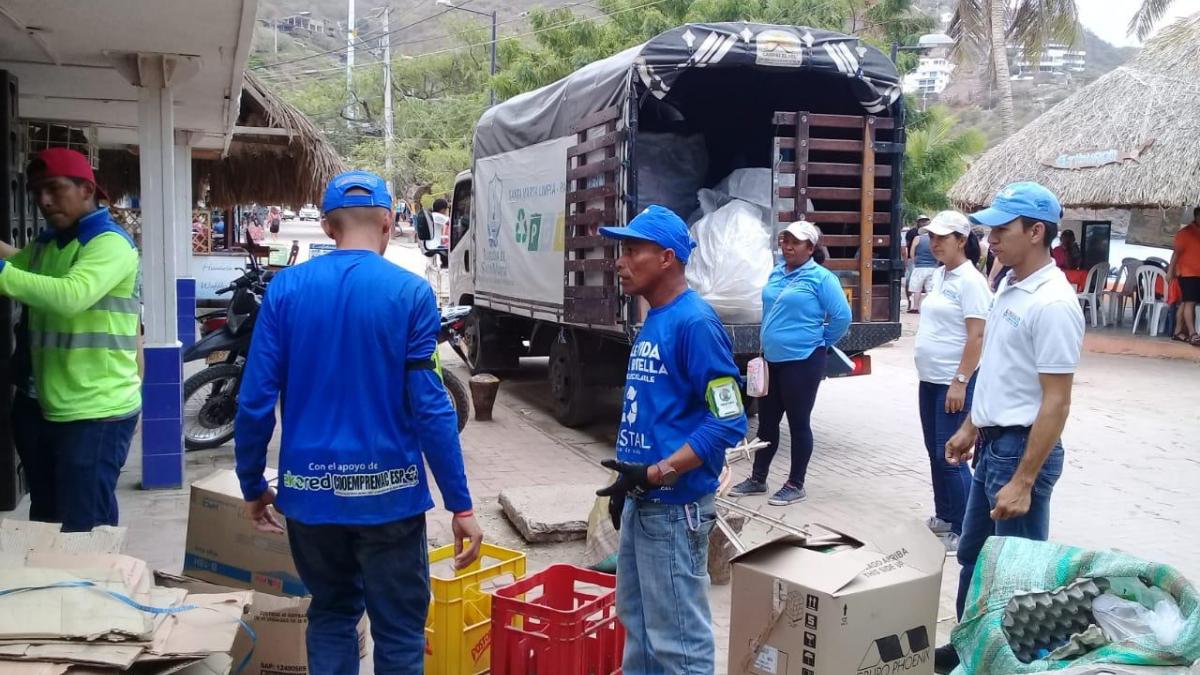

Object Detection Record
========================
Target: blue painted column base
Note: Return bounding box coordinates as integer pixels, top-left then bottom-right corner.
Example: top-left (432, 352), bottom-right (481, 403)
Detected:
top-left (142, 346), bottom-right (184, 489)
top-left (177, 278), bottom-right (197, 350)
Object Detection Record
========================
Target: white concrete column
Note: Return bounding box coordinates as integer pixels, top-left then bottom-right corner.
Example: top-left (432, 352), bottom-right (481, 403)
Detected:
top-left (138, 83), bottom-right (178, 346)
top-left (174, 135), bottom-right (192, 275)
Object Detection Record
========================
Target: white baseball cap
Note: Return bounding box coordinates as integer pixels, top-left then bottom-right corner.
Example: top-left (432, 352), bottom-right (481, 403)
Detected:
top-left (782, 220), bottom-right (821, 244)
top-left (920, 210), bottom-right (972, 237)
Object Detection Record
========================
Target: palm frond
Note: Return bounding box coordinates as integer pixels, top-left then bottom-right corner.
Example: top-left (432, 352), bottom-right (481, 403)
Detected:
top-left (1127, 0), bottom-right (1179, 40)
top-left (1009, 0), bottom-right (1080, 59)
top-left (948, 0), bottom-right (990, 59)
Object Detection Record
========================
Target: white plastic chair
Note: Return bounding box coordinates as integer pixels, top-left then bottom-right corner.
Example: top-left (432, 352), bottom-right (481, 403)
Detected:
top-left (1101, 258), bottom-right (1142, 326)
top-left (1131, 265), bottom-right (1169, 337)
top-left (1076, 262), bottom-right (1108, 328)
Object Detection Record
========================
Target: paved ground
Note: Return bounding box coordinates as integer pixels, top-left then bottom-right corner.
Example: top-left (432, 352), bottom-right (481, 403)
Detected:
top-left (4, 218), bottom-right (1198, 672)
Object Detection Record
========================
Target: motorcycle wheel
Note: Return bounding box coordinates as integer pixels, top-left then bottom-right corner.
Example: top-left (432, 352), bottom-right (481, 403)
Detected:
top-left (184, 363), bottom-right (242, 451)
top-left (443, 370), bottom-right (470, 433)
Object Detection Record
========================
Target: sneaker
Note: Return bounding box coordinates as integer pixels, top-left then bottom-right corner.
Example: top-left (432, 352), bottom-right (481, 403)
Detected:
top-left (941, 532), bottom-right (960, 554)
top-left (933, 644), bottom-right (960, 674)
top-left (729, 478), bottom-right (767, 497)
top-left (926, 516), bottom-right (953, 534)
top-left (767, 483), bottom-right (806, 506)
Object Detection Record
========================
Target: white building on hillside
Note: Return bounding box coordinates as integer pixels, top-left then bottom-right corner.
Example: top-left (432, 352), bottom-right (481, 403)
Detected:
top-left (1012, 44), bottom-right (1087, 80)
top-left (902, 55), bottom-right (956, 98)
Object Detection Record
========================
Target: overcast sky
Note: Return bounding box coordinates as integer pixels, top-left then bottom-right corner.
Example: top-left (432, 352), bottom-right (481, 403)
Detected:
top-left (1077, 0), bottom-right (1200, 46)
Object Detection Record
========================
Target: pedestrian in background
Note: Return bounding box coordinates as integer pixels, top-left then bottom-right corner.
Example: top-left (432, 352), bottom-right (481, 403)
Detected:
top-left (594, 205), bottom-right (747, 675)
top-left (903, 216), bottom-right (927, 308)
top-left (913, 211), bottom-right (991, 552)
top-left (934, 182), bottom-right (1084, 673)
top-left (909, 221), bottom-right (939, 313)
top-left (730, 221), bottom-right (851, 506)
top-left (1166, 207), bottom-right (1200, 345)
top-left (236, 170), bottom-right (483, 675)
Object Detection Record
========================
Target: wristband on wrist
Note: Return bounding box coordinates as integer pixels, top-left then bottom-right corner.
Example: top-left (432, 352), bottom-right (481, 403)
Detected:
top-left (454, 509), bottom-right (474, 519)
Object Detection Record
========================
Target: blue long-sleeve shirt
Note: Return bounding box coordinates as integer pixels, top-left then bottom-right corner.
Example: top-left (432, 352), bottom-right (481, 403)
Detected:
top-left (234, 249), bottom-right (472, 525)
top-left (760, 260), bottom-right (853, 363)
top-left (617, 289), bottom-right (747, 504)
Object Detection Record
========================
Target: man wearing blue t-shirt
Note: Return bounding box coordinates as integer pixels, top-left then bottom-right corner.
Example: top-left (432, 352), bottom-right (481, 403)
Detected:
top-left (235, 170), bottom-right (483, 675)
top-left (596, 205), bottom-right (748, 675)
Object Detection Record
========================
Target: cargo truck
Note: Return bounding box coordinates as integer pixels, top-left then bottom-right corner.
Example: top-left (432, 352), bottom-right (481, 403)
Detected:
top-left (447, 22), bottom-right (907, 426)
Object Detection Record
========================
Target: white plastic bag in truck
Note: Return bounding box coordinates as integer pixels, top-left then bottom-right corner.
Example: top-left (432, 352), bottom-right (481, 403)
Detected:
top-left (635, 132), bottom-right (708, 219)
top-left (686, 199), bottom-right (774, 323)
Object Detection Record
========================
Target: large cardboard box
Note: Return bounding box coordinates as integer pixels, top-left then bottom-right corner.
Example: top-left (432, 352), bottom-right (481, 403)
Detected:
top-left (155, 572), bottom-right (367, 675)
top-left (184, 468), bottom-right (307, 596)
top-left (727, 519), bottom-right (945, 675)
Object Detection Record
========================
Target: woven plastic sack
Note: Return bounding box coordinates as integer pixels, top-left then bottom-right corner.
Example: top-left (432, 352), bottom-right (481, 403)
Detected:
top-left (951, 537), bottom-right (1200, 674)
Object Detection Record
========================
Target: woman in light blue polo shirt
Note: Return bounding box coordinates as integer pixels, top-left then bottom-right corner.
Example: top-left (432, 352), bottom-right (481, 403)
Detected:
top-left (730, 221), bottom-right (851, 506)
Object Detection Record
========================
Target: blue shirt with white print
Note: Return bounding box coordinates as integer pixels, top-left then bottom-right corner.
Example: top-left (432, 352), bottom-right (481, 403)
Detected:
top-left (617, 289), bottom-right (747, 504)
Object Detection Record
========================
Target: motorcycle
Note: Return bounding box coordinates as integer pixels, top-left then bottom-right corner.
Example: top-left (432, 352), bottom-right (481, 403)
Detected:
top-left (182, 250), bottom-right (472, 451)
top-left (439, 306), bottom-right (472, 433)
top-left (182, 259), bottom-right (269, 450)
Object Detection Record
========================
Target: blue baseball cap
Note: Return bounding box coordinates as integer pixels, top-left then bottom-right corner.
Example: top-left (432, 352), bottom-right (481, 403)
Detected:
top-left (322, 170), bottom-right (393, 213)
top-left (970, 181), bottom-right (1062, 227)
top-left (599, 205), bottom-right (696, 264)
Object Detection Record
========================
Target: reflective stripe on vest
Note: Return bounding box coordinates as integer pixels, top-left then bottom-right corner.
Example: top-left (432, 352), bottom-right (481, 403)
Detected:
top-left (30, 330), bottom-right (138, 351)
top-left (89, 296), bottom-right (141, 314)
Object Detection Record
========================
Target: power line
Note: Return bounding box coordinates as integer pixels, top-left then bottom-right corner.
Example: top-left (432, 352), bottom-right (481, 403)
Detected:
top-left (252, 7), bottom-right (454, 71)
top-left (258, 0), bottom-right (674, 83)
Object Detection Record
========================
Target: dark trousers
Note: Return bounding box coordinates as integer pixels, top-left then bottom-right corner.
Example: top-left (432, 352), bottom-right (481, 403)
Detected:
top-left (12, 393), bottom-right (137, 532)
top-left (955, 427), bottom-right (1063, 618)
top-left (287, 515), bottom-right (430, 675)
top-left (917, 379), bottom-right (976, 536)
top-left (752, 350), bottom-right (828, 486)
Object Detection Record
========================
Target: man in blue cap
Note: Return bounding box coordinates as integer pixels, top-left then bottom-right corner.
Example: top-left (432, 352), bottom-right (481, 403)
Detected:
top-left (934, 182), bottom-right (1085, 673)
top-left (235, 170), bottom-right (484, 675)
top-left (595, 205), bottom-right (747, 674)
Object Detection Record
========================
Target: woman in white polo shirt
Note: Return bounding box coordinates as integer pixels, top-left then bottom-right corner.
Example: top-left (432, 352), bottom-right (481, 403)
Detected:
top-left (912, 211), bottom-right (991, 551)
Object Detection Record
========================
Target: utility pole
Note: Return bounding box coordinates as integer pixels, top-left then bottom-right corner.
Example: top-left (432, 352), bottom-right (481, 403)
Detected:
top-left (489, 10), bottom-right (496, 106)
top-left (273, 18), bottom-right (279, 54)
top-left (382, 3), bottom-right (395, 197)
top-left (345, 0), bottom-right (356, 127)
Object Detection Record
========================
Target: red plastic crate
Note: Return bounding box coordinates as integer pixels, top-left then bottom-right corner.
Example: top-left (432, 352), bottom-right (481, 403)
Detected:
top-left (490, 564), bottom-right (625, 675)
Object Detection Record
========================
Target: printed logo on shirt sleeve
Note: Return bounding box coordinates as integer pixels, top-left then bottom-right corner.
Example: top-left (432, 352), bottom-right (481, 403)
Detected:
top-left (706, 376), bottom-right (744, 419)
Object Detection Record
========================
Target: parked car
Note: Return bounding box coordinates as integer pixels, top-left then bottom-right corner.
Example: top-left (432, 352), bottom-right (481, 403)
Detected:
top-left (282, 207), bottom-right (296, 219)
top-left (298, 204), bottom-right (319, 221)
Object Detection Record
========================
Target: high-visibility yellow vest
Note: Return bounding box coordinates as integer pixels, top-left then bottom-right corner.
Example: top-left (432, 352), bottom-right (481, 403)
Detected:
top-left (0, 208), bottom-right (141, 422)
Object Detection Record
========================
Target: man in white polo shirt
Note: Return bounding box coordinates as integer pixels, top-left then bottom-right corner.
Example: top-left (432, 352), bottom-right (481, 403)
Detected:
top-left (933, 182), bottom-right (1085, 673)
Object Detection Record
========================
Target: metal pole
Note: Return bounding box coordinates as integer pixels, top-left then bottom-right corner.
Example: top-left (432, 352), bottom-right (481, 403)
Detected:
top-left (274, 19), bottom-right (279, 54)
top-left (383, 4), bottom-right (394, 196)
top-left (346, 0), bottom-right (356, 127)
top-left (489, 10), bottom-right (497, 106)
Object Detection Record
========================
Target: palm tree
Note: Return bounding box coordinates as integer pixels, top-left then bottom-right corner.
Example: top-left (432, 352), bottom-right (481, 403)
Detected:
top-left (1128, 0), bottom-right (1182, 40)
top-left (949, 0), bottom-right (1079, 136)
top-left (902, 104), bottom-right (986, 221)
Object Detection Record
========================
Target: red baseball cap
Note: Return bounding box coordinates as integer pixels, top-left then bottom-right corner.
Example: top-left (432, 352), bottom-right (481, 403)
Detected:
top-left (27, 148), bottom-right (110, 203)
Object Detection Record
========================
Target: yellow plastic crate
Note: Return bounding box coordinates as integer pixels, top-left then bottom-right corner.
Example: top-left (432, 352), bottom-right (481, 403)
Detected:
top-left (425, 542), bottom-right (527, 675)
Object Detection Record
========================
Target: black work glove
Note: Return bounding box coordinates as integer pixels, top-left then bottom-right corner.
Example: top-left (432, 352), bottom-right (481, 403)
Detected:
top-left (607, 491), bottom-right (625, 531)
top-left (596, 459), bottom-right (655, 532)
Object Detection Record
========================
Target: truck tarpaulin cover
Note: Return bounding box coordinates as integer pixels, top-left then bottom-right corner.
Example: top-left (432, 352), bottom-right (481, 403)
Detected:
top-left (472, 22), bottom-right (901, 159)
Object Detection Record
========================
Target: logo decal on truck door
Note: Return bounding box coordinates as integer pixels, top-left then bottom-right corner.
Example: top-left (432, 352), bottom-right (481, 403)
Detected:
top-left (486, 174), bottom-right (503, 247)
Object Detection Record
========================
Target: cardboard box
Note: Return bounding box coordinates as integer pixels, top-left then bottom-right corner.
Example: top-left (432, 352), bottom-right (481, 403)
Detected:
top-left (155, 572), bottom-right (367, 675)
top-left (727, 519), bottom-right (945, 675)
top-left (184, 469), bottom-right (307, 596)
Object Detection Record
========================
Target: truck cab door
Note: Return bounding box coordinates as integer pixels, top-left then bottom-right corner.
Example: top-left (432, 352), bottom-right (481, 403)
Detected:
top-left (448, 173), bottom-right (475, 306)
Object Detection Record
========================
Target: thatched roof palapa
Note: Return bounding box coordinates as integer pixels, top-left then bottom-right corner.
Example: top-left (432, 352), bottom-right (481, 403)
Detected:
top-left (199, 71), bottom-right (346, 208)
top-left (949, 12), bottom-right (1200, 209)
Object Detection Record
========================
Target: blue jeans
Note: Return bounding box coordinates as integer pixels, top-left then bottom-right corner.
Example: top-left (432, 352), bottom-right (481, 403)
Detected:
top-left (918, 379), bottom-right (976, 535)
top-left (617, 494), bottom-right (716, 675)
top-left (12, 395), bottom-right (137, 533)
top-left (287, 515), bottom-right (430, 675)
top-left (955, 427), bottom-right (1064, 617)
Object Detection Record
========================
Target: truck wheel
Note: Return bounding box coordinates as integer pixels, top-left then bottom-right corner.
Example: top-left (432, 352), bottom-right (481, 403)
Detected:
top-left (549, 331), bottom-right (594, 428)
top-left (463, 308), bottom-right (519, 375)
